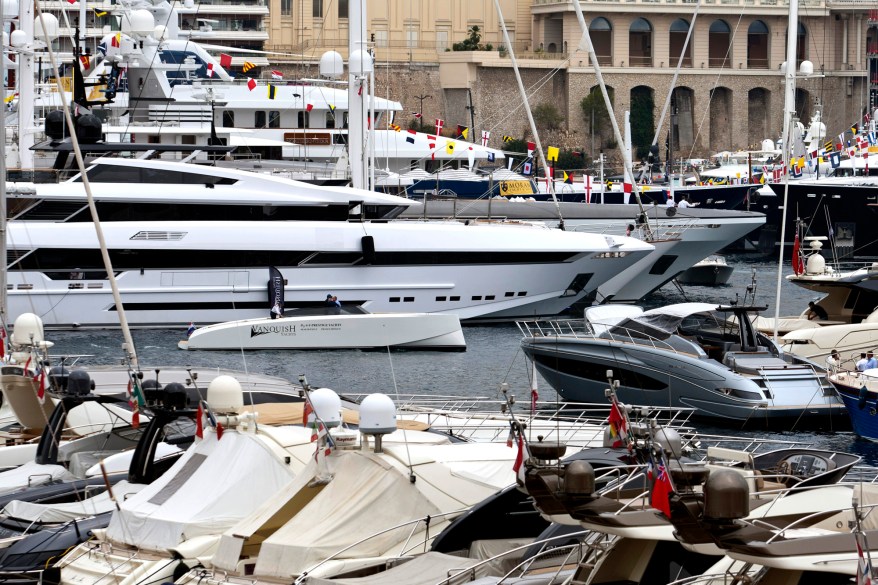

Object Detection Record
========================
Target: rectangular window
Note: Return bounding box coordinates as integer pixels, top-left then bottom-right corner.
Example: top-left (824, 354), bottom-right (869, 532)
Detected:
top-left (268, 111), bottom-right (280, 128)
top-left (281, 0), bottom-right (291, 16)
top-left (255, 111), bottom-right (266, 128)
top-left (436, 30), bottom-right (448, 52)
top-left (222, 111), bottom-right (234, 127)
top-left (326, 111), bottom-right (335, 129)
top-left (436, 296), bottom-right (447, 301)
top-left (374, 30), bottom-right (388, 47)
top-left (406, 28), bottom-right (418, 48)
top-left (471, 296), bottom-right (482, 301)
top-left (297, 111), bottom-right (310, 129)
top-left (312, 0), bottom-right (323, 18)
top-left (450, 296), bottom-right (460, 301)
top-left (403, 297), bottom-right (414, 302)
top-left (337, 0), bottom-right (348, 17)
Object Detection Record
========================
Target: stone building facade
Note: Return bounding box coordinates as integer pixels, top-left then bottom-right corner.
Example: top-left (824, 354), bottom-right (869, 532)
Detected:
top-left (267, 1), bottom-right (872, 158)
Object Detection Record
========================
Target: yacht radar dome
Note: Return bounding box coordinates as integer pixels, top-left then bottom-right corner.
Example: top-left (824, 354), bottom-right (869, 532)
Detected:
top-left (9, 29), bottom-right (26, 48)
top-left (12, 313), bottom-right (52, 349)
top-left (360, 393), bottom-right (396, 453)
top-left (319, 51), bottom-right (344, 79)
top-left (153, 25), bottom-right (169, 41)
top-left (760, 139), bottom-right (775, 152)
top-left (121, 9), bottom-right (155, 36)
top-left (33, 14), bottom-right (59, 42)
top-left (0, 0), bottom-right (15, 20)
top-left (309, 388), bottom-right (342, 428)
top-left (653, 427), bottom-right (683, 458)
top-left (360, 393), bottom-right (396, 434)
top-left (349, 49), bottom-right (373, 75)
top-left (206, 375), bottom-right (244, 414)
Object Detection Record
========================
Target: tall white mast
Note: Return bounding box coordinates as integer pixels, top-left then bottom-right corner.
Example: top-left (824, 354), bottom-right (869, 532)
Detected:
top-left (17, 0), bottom-right (33, 170)
top-left (347, 0), bottom-right (371, 190)
top-left (772, 0), bottom-right (799, 341)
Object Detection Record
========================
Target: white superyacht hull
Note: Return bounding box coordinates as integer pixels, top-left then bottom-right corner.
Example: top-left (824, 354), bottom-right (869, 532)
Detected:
top-left (6, 219), bottom-right (652, 327)
top-left (402, 202), bottom-right (765, 302)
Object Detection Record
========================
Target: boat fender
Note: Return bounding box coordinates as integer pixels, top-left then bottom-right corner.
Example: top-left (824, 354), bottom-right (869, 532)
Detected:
top-left (361, 235), bottom-right (375, 265)
top-left (859, 385), bottom-right (869, 410)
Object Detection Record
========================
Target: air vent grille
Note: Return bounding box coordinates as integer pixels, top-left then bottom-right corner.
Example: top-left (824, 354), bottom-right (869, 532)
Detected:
top-left (130, 231), bottom-right (187, 241)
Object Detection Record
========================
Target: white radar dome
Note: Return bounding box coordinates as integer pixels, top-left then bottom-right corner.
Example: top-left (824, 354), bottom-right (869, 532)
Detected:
top-left (1, 0), bottom-right (16, 20)
top-left (360, 393), bottom-right (396, 435)
top-left (121, 9), bottom-right (155, 36)
top-left (153, 25), bottom-right (169, 41)
top-left (12, 313), bottom-right (46, 347)
top-left (349, 49), bottom-right (373, 75)
top-left (310, 388), bottom-right (342, 428)
top-left (799, 60), bottom-right (814, 76)
top-left (319, 51), bottom-right (344, 79)
top-left (9, 29), bottom-right (27, 48)
top-left (206, 375), bottom-right (244, 413)
top-left (34, 13), bottom-right (59, 41)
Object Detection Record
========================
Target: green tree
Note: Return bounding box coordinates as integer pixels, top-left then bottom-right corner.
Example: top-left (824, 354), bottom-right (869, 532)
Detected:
top-left (452, 26), bottom-right (484, 51)
top-left (533, 103), bottom-right (564, 134)
top-left (580, 86), bottom-right (614, 150)
top-left (630, 86), bottom-right (655, 160)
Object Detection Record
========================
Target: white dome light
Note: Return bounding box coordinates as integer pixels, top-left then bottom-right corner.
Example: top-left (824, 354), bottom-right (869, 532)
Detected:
top-left (34, 13), bottom-right (59, 41)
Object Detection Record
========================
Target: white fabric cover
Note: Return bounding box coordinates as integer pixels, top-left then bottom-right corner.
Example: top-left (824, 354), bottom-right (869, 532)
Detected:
top-left (3, 481), bottom-right (146, 522)
top-left (253, 442), bottom-right (516, 579)
top-left (0, 460), bottom-right (73, 495)
top-left (302, 552), bottom-right (492, 585)
top-left (105, 429), bottom-right (297, 551)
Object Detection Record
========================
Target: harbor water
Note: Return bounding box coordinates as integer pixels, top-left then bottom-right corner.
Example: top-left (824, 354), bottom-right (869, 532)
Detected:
top-left (42, 255), bottom-right (878, 464)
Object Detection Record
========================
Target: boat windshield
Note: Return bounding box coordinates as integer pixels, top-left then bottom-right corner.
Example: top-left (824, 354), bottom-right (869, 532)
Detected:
top-left (285, 306), bottom-right (370, 317)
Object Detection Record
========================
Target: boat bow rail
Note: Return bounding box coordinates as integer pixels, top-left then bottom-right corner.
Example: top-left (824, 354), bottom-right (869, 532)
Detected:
top-left (517, 319), bottom-right (692, 356)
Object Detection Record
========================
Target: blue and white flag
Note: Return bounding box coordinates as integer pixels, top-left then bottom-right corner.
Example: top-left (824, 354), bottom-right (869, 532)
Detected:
top-left (830, 152), bottom-right (841, 169)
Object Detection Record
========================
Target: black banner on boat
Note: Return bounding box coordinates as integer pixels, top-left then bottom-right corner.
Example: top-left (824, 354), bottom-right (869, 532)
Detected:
top-left (268, 266), bottom-right (285, 318)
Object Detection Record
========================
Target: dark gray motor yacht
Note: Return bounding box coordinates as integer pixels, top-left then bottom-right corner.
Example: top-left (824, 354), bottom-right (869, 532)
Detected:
top-left (519, 302), bottom-right (846, 426)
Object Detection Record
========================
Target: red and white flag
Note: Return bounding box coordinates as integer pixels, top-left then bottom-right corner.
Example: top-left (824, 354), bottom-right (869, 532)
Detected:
top-left (584, 175), bottom-right (593, 203)
top-left (481, 130), bottom-right (490, 147)
top-left (246, 78), bottom-right (256, 91)
top-left (792, 233), bottom-right (804, 276)
top-left (857, 530), bottom-right (874, 585)
top-left (412, 112), bottom-right (422, 119)
top-left (206, 63), bottom-right (214, 78)
top-left (526, 141), bottom-right (535, 158)
top-left (650, 456), bottom-right (674, 517)
top-left (435, 118), bottom-right (444, 135)
top-left (271, 69), bottom-right (283, 80)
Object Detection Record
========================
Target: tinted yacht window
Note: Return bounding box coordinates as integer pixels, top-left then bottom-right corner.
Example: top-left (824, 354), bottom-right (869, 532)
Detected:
top-left (81, 166), bottom-right (237, 185)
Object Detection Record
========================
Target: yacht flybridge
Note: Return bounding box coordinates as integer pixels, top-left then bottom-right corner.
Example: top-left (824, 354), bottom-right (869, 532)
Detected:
top-left (5, 160), bottom-right (654, 328)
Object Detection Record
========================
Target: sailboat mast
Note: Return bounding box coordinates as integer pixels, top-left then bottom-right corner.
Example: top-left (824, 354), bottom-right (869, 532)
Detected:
top-left (771, 0), bottom-right (799, 342)
top-left (570, 0), bottom-right (650, 229)
top-left (34, 9), bottom-right (139, 369)
top-left (0, 0), bottom-right (6, 327)
top-left (491, 0), bottom-right (563, 225)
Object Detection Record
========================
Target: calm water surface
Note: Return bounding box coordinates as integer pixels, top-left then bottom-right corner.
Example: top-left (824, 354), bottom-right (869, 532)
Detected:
top-left (45, 256), bottom-right (878, 464)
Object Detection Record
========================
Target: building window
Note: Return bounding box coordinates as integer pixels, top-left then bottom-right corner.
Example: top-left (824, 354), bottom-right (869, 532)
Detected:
top-left (338, 0), bottom-right (348, 18)
top-left (281, 0), bottom-right (291, 16)
top-left (269, 111), bottom-right (280, 128)
top-left (708, 20), bottom-right (731, 68)
top-left (255, 111), bottom-right (266, 128)
top-left (669, 19), bottom-right (692, 67)
top-left (590, 17), bottom-right (612, 65)
top-left (436, 30), bottom-right (449, 52)
top-left (374, 29), bottom-right (388, 47)
top-left (406, 27), bottom-right (418, 49)
top-left (628, 18), bottom-right (652, 67)
top-left (312, 0), bottom-right (323, 18)
top-left (747, 20), bottom-right (769, 69)
top-left (298, 111), bottom-right (310, 128)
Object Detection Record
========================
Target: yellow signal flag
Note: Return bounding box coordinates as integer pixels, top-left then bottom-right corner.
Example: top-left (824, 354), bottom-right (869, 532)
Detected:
top-left (242, 61), bottom-right (256, 73)
top-left (461, 127), bottom-right (469, 140)
top-left (3, 93), bottom-right (14, 103)
top-left (446, 141), bottom-right (456, 155)
top-left (94, 8), bottom-right (107, 17)
top-left (547, 146), bottom-right (559, 162)
top-left (869, 146), bottom-right (878, 154)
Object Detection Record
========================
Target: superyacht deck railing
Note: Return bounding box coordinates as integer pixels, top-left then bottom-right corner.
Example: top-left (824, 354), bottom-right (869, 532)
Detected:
top-left (517, 319), bottom-right (689, 356)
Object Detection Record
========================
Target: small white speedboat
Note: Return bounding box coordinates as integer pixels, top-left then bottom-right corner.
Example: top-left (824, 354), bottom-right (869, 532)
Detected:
top-left (178, 307), bottom-right (466, 351)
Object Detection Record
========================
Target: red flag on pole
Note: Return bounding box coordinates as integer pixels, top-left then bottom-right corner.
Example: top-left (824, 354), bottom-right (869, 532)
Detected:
top-left (512, 435), bottom-right (524, 473)
top-left (196, 403), bottom-right (204, 439)
top-left (651, 459), bottom-right (673, 517)
top-left (219, 53), bottom-right (232, 68)
top-left (792, 233), bottom-right (804, 276)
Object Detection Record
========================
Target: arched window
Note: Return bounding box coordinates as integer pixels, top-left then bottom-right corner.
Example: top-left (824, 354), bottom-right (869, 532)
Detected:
top-left (629, 18), bottom-right (652, 67)
top-left (590, 17), bottom-right (612, 66)
top-left (784, 22), bottom-right (808, 65)
top-left (708, 20), bottom-right (731, 67)
top-left (669, 19), bottom-right (691, 67)
top-left (747, 20), bottom-right (769, 69)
